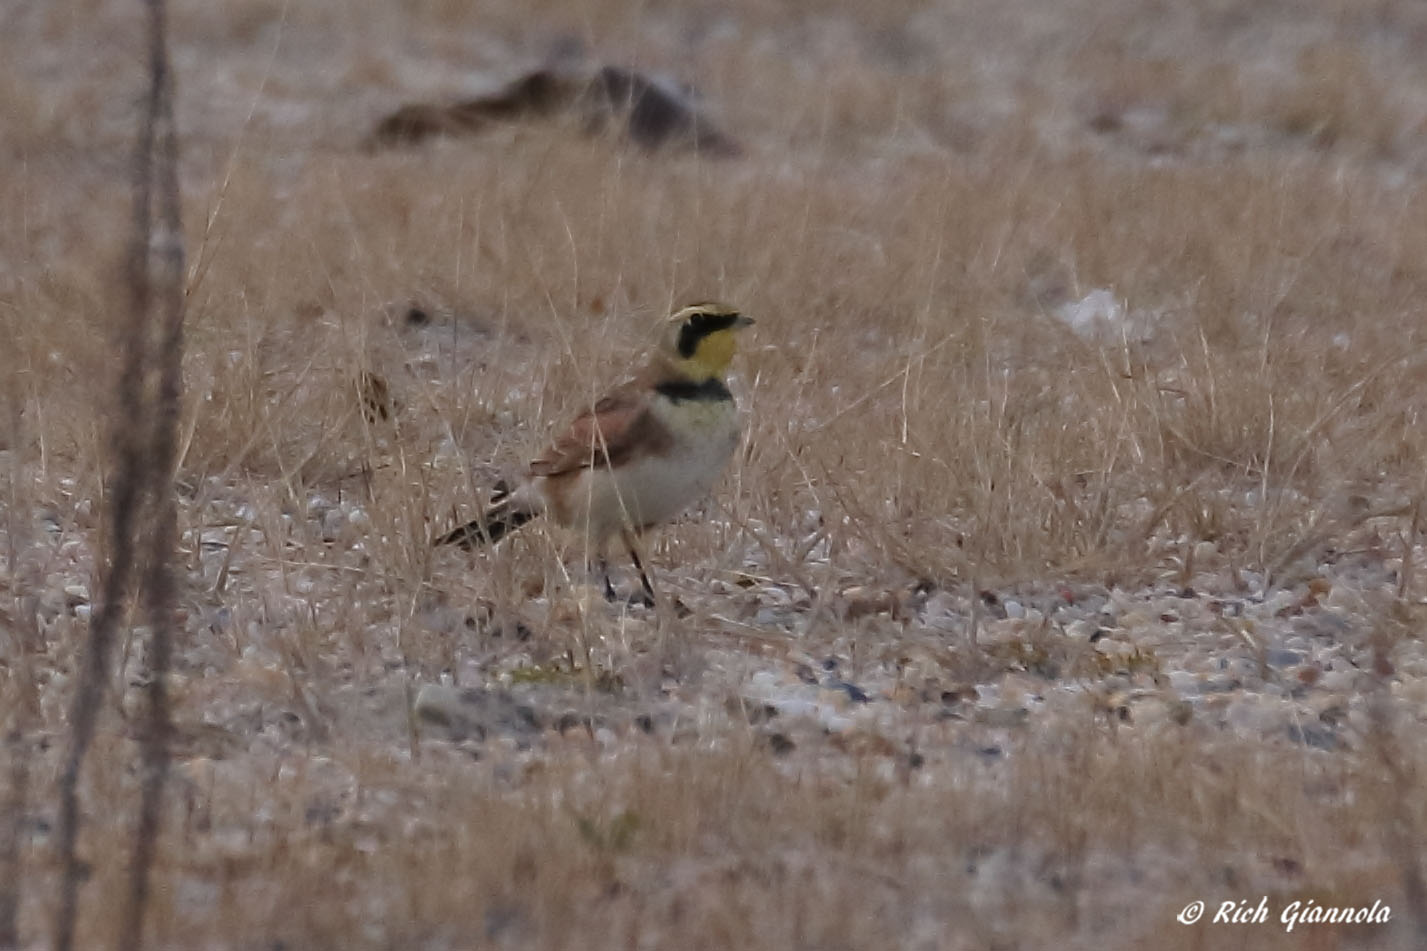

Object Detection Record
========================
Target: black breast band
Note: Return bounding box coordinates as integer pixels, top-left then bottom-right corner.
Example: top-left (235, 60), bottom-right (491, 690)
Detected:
top-left (654, 378), bottom-right (733, 402)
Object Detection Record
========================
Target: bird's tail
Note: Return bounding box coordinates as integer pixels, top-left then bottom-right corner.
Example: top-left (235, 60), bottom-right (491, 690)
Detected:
top-left (436, 484), bottom-right (540, 549)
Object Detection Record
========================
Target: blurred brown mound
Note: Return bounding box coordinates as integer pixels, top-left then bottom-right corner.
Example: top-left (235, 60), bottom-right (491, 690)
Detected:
top-left (368, 65), bottom-right (741, 156)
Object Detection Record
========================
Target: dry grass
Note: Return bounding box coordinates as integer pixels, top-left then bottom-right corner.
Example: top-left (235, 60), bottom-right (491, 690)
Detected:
top-left (4, 0), bottom-right (1427, 947)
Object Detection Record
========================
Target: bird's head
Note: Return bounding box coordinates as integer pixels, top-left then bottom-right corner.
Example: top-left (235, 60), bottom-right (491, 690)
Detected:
top-left (664, 302), bottom-right (754, 381)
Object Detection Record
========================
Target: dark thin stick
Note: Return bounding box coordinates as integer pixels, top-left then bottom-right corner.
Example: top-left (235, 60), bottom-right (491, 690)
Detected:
top-left (51, 152), bottom-right (154, 951)
top-left (1, 300), bottom-right (35, 949)
top-left (120, 0), bottom-right (185, 945)
top-left (52, 0), bottom-right (182, 945)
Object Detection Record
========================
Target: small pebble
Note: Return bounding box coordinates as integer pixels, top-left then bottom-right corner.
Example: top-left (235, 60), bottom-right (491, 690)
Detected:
top-left (1285, 723), bottom-right (1338, 751)
top-left (1264, 649), bottom-right (1303, 669)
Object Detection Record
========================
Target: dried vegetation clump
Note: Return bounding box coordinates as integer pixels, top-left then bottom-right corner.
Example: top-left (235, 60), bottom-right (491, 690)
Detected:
top-left (3, 0), bottom-right (1427, 947)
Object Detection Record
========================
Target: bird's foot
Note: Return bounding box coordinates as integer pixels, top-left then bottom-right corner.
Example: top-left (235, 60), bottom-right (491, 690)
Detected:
top-left (627, 590), bottom-right (656, 610)
top-left (601, 585), bottom-right (655, 609)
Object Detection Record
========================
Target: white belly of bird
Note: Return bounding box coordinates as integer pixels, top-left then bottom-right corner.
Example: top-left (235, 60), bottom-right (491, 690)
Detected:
top-left (560, 398), bottom-right (740, 544)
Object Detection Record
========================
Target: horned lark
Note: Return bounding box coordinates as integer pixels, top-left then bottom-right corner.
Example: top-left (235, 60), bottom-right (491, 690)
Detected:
top-left (437, 302), bottom-right (755, 604)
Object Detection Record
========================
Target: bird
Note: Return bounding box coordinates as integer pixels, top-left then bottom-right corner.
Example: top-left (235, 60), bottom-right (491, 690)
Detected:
top-left (436, 302), bottom-right (755, 605)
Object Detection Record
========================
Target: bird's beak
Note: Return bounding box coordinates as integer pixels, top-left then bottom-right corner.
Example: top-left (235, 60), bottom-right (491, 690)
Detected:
top-left (735, 315), bottom-right (755, 329)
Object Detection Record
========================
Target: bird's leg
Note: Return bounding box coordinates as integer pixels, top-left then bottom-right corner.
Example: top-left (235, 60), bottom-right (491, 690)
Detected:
top-left (598, 555), bottom-right (619, 603)
top-left (621, 529), bottom-right (657, 608)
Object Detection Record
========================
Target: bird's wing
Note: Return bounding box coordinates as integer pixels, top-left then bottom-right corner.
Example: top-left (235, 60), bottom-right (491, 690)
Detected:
top-left (528, 381), bottom-right (673, 477)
